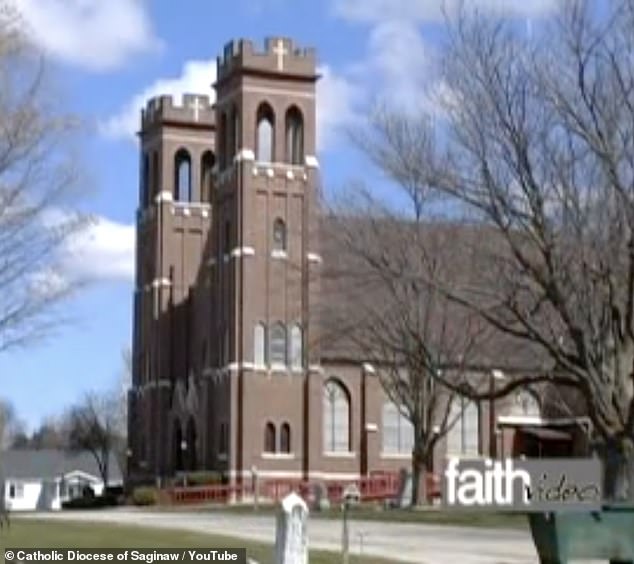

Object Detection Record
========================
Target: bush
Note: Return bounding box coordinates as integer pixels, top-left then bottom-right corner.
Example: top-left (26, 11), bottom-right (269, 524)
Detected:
top-left (62, 494), bottom-right (117, 510)
top-left (132, 486), bottom-right (158, 506)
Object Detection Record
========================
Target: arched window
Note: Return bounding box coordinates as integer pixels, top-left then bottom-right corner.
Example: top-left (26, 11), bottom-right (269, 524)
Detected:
top-left (323, 379), bottom-right (350, 452)
top-left (218, 422), bottom-right (228, 455)
top-left (141, 153), bottom-right (149, 207)
top-left (447, 397), bottom-right (480, 456)
top-left (280, 422), bottom-right (291, 454)
top-left (173, 421), bottom-right (184, 471)
top-left (256, 103), bottom-right (275, 162)
top-left (264, 422), bottom-right (276, 453)
top-left (269, 322), bottom-right (287, 366)
top-left (290, 324), bottom-right (302, 369)
top-left (285, 106), bottom-right (304, 165)
top-left (273, 218), bottom-right (286, 252)
top-left (186, 417), bottom-right (197, 471)
top-left (174, 149), bottom-right (192, 202)
top-left (382, 402), bottom-right (414, 455)
top-left (254, 323), bottom-right (266, 366)
top-left (200, 151), bottom-right (215, 203)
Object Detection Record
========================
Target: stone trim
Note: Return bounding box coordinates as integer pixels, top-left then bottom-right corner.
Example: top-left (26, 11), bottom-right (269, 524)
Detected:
top-left (155, 191), bottom-right (173, 203)
top-left (151, 278), bottom-right (172, 288)
top-left (261, 453), bottom-right (296, 460)
top-left (234, 148), bottom-right (255, 162)
top-left (271, 249), bottom-right (288, 260)
top-left (231, 246), bottom-right (256, 258)
top-left (304, 155), bottom-right (319, 168)
top-left (323, 451), bottom-right (356, 459)
top-left (307, 252), bottom-right (322, 264)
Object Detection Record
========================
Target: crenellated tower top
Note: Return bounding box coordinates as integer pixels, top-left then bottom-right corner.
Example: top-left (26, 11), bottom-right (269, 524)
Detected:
top-left (216, 37), bottom-right (318, 85)
top-left (141, 94), bottom-right (215, 132)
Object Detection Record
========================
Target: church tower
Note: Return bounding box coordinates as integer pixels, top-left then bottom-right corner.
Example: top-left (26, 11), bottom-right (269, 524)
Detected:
top-left (211, 37), bottom-right (322, 483)
top-left (129, 94), bottom-right (215, 478)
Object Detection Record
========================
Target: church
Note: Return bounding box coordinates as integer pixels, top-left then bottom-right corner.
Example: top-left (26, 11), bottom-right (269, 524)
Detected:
top-left (127, 37), bottom-right (582, 488)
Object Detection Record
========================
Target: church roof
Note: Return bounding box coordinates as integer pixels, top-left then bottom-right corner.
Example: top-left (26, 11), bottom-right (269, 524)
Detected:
top-left (316, 214), bottom-right (551, 373)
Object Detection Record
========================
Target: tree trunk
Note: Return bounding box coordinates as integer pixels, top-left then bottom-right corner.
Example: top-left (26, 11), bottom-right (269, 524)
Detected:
top-left (411, 447), bottom-right (429, 507)
top-left (601, 438), bottom-right (634, 503)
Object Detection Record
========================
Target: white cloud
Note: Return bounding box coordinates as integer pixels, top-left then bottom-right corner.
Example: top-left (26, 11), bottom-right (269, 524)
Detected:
top-left (59, 216), bottom-right (135, 282)
top-left (12, 0), bottom-right (161, 71)
top-left (100, 59), bottom-right (217, 140)
top-left (334, 0), bottom-right (560, 23)
top-left (316, 65), bottom-right (360, 150)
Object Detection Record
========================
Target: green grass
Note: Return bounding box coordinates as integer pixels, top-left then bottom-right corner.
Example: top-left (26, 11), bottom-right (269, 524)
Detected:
top-left (0, 519), bottom-right (400, 564)
top-left (154, 502), bottom-right (529, 529)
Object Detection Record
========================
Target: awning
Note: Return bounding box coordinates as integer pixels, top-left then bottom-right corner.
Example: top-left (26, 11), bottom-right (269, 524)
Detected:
top-left (520, 427), bottom-right (572, 441)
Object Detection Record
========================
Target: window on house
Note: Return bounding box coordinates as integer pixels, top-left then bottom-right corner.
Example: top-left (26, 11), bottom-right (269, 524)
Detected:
top-left (323, 379), bottom-right (350, 452)
top-left (264, 422), bottom-right (276, 453)
top-left (382, 402), bottom-right (414, 455)
top-left (285, 106), bottom-right (304, 165)
top-left (8, 482), bottom-right (23, 498)
top-left (290, 324), bottom-right (302, 369)
top-left (446, 397), bottom-right (480, 456)
top-left (273, 218), bottom-right (287, 252)
top-left (280, 422), bottom-right (291, 453)
top-left (254, 323), bottom-right (266, 366)
top-left (269, 323), bottom-right (287, 366)
top-left (201, 151), bottom-right (215, 203)
top-left (174, 148), bottom-right (192, 202)
top-left (256, 103), bottom-right (275, 162)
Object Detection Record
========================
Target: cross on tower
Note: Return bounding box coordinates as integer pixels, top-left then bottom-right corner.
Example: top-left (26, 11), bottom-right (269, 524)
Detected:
top-left (273, 38), bottom-right (288, 71)
top-left (189, 98), bottom-right (203, 122)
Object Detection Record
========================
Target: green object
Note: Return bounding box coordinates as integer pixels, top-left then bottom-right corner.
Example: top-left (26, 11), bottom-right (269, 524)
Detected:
top-left (528, 505), bottom-right (634, 564)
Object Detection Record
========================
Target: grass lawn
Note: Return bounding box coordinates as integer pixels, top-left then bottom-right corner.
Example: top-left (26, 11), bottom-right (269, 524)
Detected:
top-left (155, 503), bottom-right (529, 529)
top-left (0, 519), bottom-right (400, 564)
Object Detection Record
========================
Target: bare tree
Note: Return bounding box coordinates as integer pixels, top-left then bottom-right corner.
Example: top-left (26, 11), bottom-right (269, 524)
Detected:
top-left (0, 398), bottom-right (25, 448)
top-left (322, 187), bottom-right (499, 505)
top-left (354, 1), bottom-right (634, 501)
top-left (0, 3), bottom-right (89, 353)
top-left (65, 391), bottom-right (123, 488)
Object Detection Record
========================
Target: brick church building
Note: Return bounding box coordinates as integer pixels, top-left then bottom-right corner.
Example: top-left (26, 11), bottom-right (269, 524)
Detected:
top-left (127, 37), bottom-right (587, 487)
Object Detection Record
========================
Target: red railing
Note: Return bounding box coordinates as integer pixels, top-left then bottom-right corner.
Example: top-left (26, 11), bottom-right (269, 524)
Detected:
top-left (165, 472), bottom-right (440, 506)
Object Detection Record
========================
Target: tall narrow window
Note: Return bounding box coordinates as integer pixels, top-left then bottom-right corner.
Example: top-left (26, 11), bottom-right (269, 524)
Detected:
top-left (264, 422), bottom-right (276, 453)
top-left (224, 221), bottom-right (231, 255)
top-left (280, 422), bottom-right (291, 453)
top-left (285, 106), bottom-right (304, 165)
top-left (201, 151), bottom-right (215, 203)
top-left (290, 324), bottom-right (302, 369)
top-left (256, 103), bottom-right (275, 162)
top-left (229, 106), bottom-right (240, 162)
top-left (174, 149), bottom-right (192, 202)
top-left (447, 397), bottom-right (480, 456)
top-left (269, 322), bottom-right (287, 366)
top-left (382, 402), bottom-right (414, 455)
top-left (151, 151), bottom-right (159, 198)
top-left (323, 379), bottom-right (350, 452)
top-left (218, 422), bottom-right (228, 455)
top-left (254, 323), bottom-right (266, 366)
top-left (141, 153), bottom-right (149, 207)
top-left (219, 112), bottom-right (228, 170)
top-left (273, 218), bottom-right (287, 253)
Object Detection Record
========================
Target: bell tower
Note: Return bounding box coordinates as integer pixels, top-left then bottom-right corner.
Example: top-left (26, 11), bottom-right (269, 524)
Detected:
top-left (212, 37), bottom-right (322, 483)
top-left (130, 93), bottom-right (215, 478)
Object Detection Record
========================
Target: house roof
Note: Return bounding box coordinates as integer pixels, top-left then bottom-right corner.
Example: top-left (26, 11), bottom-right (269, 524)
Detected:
top-left (0, 449), bottom-right (123, 483)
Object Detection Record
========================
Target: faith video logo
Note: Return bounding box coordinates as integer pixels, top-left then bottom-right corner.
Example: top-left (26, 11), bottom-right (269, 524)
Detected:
top-left (442, 457), bottom-right (602, 511)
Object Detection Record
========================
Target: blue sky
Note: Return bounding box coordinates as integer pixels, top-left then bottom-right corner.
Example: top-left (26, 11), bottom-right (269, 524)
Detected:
top-left (1, 0), bottom-right (561, 431)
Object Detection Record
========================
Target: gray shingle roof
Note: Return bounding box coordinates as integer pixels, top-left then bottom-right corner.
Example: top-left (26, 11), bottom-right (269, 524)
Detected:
top-left (0, 449), bottom-right (122, 483)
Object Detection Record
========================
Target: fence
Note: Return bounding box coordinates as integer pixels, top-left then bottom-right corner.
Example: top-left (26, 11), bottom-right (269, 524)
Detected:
top-left (166, 472), bottom-right (440, 506)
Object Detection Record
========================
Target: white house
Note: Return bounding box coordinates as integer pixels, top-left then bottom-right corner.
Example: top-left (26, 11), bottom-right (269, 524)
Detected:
top-left (0, 449), bottom-right (123, 511)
